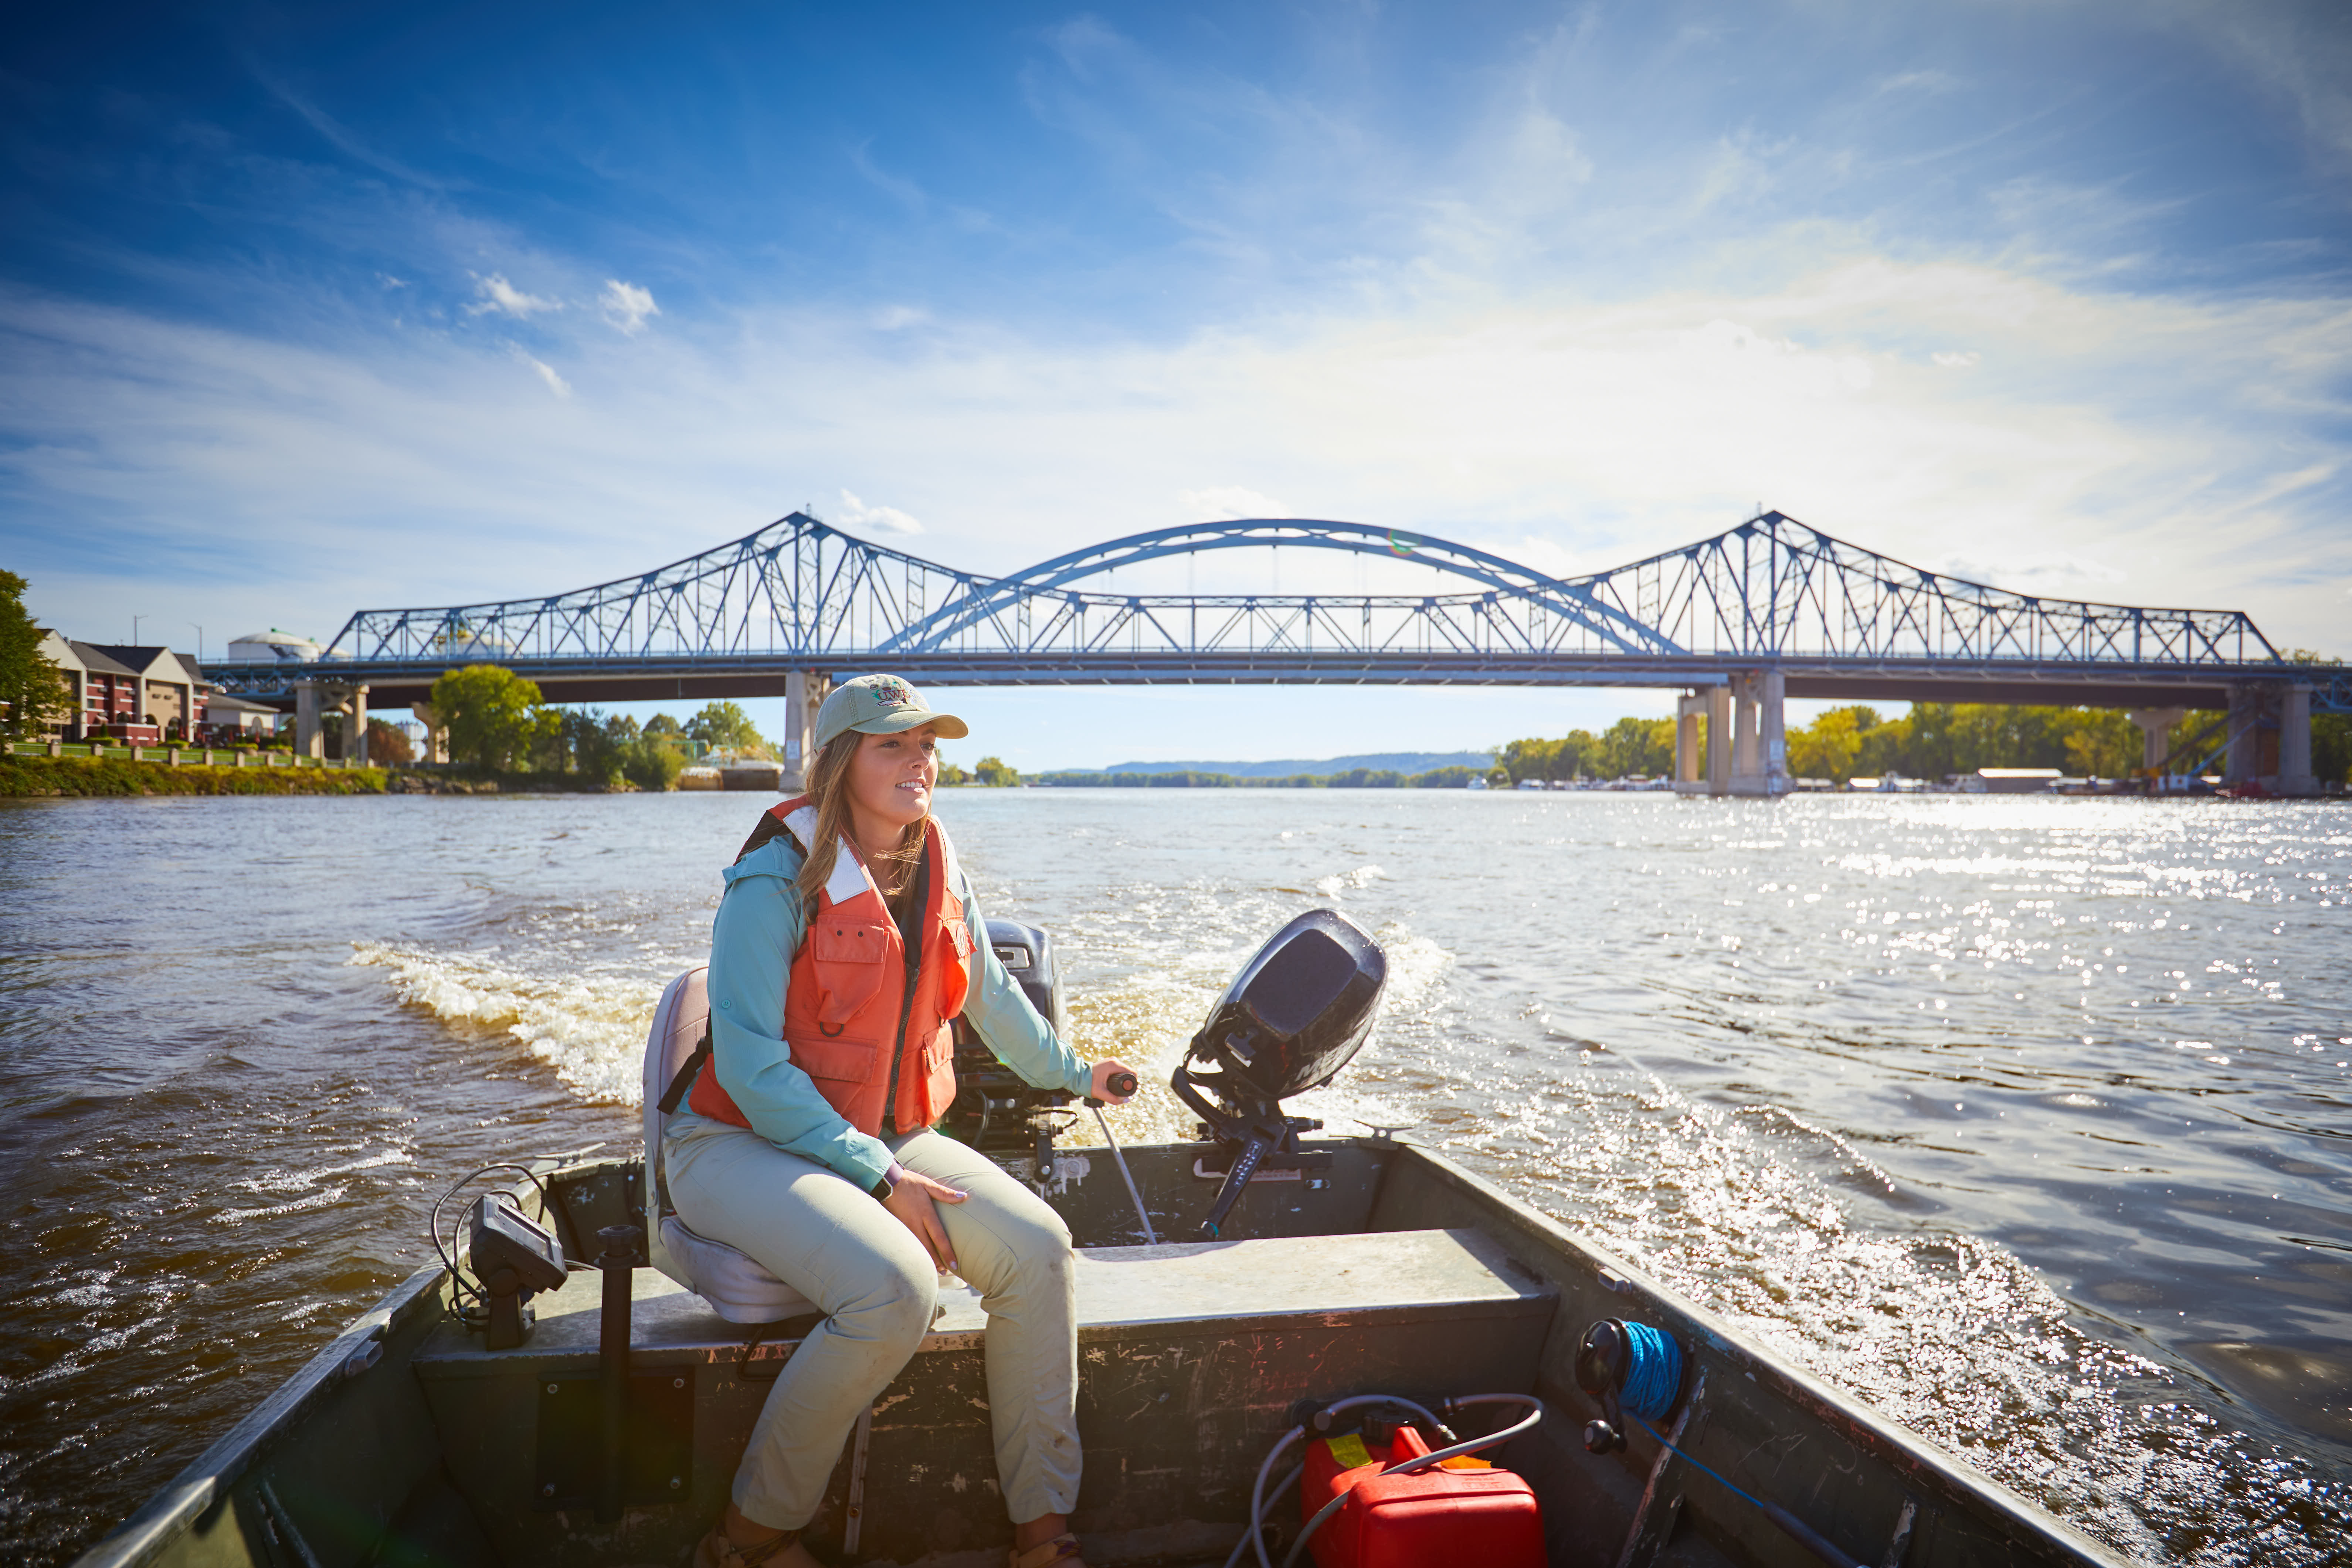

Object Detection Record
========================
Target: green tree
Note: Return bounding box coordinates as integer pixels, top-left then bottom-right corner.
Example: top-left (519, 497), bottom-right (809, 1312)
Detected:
top-left (430, 665), bottom-right (558, 771)
top-left (1496, 736), bottom-right (1560, 783)
top-left (975, 755), bottom-right (1020, 786)
top-left (937, 759), bottom-right (973, 786)
top-left (1786, 705), bottom-right (1882, 783)
top-left (0, 570), bottom-right (71, 739)
top-left (2060, 709), bottom-right (2141, 778)
top-left (1596, 716), bottom-right (1674, 778)
top-left (624, 732), bottom-right (685, 790)
top-left (685, 700), bottom-right (767, 757)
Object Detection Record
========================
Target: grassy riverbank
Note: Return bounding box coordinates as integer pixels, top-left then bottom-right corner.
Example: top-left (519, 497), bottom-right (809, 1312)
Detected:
top-left (1, 754), bottom-right (391, 797)
top-left (0, 754), bottom-right (665, 797)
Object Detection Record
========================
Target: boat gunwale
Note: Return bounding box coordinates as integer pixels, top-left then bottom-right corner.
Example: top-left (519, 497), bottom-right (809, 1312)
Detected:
top-left (72, 1260), bottom-right (452, 1568)
top-left (1385, 1140), bottom-right (2131, 1568)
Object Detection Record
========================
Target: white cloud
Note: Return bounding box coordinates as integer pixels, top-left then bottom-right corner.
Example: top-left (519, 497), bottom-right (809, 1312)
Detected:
top-left (600, 280), bottom-right (659, 335)
top-left (468, 272), bottom-right (561, 319)
top-left (509, 346), bottom-right (571, 398)
top-left (3, 251), bottom-right (2348, 658)
top-left (832, 489), bottom-right (923, 535)
top-left (1931, 350), bottom-right (1980, 367)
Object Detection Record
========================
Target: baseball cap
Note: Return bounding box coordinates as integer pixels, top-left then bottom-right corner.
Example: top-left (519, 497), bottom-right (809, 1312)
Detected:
top-left (813, 673), bottom-right (970, 751)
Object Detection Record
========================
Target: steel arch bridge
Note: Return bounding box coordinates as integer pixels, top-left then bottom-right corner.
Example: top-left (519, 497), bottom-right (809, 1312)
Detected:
top-left (206, 510), bottom-right (2345, 713)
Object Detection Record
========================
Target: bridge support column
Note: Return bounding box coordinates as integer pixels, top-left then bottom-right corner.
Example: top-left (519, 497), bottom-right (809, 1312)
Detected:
top-left (1708, 686), bottom-right (1731, 796)
top-left (1731, 675), bottom-right (1759, 787)
top-left (412, 704), bottom-right (448, 764)
top-left (2278, 683), bottom-right (2318, 797)
top-left (1729, 672), bottom-right (1786, 796)
top-left (1674, 693), bottom-right (1704, 794)
top-left (294, 681), bottom-right (324, 760)
top-left (2225, 683), bottom-right (2266, 787)
top-left (779, 672), bottom-right (831, 793)
top-left (349, 684), bottom-right (369, 766)
top-left (2127, 707), bottom-right (2186, 775)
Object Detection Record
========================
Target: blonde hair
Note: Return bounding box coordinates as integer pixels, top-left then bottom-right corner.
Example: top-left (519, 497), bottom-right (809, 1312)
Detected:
top-left (794, 729), bottom-right (929, 912)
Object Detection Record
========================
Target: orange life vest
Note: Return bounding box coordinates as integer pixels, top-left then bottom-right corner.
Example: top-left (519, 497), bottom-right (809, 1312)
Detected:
top-left (689, 797), bottom-right (974, 1137)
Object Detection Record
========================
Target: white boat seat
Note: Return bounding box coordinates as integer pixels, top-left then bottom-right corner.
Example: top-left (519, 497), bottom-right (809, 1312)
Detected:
top-left (641, 966), bottom-right (818, 1325)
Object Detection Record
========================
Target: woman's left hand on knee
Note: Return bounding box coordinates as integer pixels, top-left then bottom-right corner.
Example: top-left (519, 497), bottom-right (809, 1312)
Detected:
top-left (882, 1171), bottom-right (968, 1272)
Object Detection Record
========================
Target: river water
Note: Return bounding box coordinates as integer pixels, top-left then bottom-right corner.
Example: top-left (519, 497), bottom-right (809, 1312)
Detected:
top-left (1, 788), bottom-right (2346, 1564)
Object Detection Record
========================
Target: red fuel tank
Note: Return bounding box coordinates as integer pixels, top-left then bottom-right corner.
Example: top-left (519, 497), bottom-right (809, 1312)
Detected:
top-left (1299, 1422), bottom-right (1544, 1568)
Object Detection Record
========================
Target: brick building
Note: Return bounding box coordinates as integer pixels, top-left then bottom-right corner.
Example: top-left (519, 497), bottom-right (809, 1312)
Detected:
top-left (37, 633), bottom-right (218, 744)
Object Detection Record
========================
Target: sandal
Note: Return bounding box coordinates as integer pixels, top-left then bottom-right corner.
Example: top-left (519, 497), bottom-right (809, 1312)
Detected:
top-left (1008, 1533), bottom-right (1087, 1568)
top-left (695, 1524), bottom-right (802, 1568)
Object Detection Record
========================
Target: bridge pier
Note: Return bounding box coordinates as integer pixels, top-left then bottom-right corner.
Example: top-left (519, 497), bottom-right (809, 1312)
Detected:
top-left (293, 679), bottom-right (369, 763)
top-left (2126, 707), bottom-right (2186, 775)
top-left (1674, 687), bottom-right (1734, 796)
top-left (779, 672), bottom-right (832, 793)
top-left (2279, 683), bottom-right (2318, 797)
top-left (2223, 682), bottom-right (2319, 795)
top-left (294, 681), bottom-right (324, 760)
top-left (1709, 686), bottom-right (1730, 795)
top-left (1729, 671), bottom-right (1789, 797)
top-left (412, 704), bottom-right (449, 764)
top-left (1674, 694), bottom-right (1701, 792)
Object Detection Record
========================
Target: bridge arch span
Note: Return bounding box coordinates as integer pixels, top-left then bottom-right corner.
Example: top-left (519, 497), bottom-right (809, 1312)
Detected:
top-left (875, 517), bottom-right (1680, 659)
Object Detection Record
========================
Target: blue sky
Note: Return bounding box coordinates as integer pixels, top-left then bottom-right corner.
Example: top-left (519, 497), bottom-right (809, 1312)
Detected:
top-left (4, 1), bottom-right (2349, 767)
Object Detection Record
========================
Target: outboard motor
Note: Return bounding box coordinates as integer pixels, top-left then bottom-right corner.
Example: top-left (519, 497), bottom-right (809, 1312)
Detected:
top-left (1172, 909), bottom-right (1387, 1239)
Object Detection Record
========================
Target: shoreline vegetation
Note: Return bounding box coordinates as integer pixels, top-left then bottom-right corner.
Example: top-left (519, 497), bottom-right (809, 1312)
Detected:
top-left (3, 753), bottom-right (392, 797)
top-left (9, 654), bottom-right (2347, 798)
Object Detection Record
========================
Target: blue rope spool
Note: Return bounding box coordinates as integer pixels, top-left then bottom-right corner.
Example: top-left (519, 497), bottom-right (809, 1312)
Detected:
top-left (1617, 1319), bottom-right (1682, 1421)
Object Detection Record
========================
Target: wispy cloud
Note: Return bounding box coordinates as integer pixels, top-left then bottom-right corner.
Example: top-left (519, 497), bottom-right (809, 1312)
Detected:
top-left (469, 273), bottom-right (562, 319)
top-left (4, 249), bottom-right (2346, 648)
top-left (600, 280), bottom-right (659, 335)
top-left (831, 489), bottom-right (923, 535)
top-left (250, 65), bottom-right (451, 191)
top-left (507, 345), bottom-right (570, 398)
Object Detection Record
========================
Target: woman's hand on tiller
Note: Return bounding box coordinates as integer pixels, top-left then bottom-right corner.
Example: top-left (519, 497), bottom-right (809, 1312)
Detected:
top-left (881, 1171), bottom-right (967, 1272)
top-left (1090, 1059), bottom-right (1140, 1105)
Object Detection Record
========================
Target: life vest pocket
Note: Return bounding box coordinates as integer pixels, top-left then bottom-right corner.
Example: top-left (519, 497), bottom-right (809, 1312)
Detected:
top-left (787, 1034), bottom-right (881, 1088)
top-left (807, 920), bottom-right (893, 1025)
top-left (937, 917), bottom-right (975, 1017)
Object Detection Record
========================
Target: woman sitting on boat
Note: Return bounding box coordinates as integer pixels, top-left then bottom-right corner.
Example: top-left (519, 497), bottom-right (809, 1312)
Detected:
top-left (667, 673), bottom-right (1136, 1568)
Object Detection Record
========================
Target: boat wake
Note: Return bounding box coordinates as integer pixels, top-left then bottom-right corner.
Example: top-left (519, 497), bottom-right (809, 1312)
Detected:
top-left (352, 942), bottom-right (661, 1105)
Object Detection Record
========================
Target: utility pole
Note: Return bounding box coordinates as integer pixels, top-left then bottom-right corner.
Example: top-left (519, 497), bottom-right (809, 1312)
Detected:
top-left (190, 624), bottom-right (204, 663)
top-left (132, 615), bottom-right (145, 644)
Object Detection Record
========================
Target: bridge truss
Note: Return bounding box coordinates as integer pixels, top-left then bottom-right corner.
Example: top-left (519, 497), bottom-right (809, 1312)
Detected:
top-left (209, 511), bottom-right (2336, 709)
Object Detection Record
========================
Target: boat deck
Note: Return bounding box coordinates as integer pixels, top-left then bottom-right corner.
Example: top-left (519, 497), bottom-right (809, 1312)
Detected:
top-left (411, 1229), bottom-right (1558, 1566)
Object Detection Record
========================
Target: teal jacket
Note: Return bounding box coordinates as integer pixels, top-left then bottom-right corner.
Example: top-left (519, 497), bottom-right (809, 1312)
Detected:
top-left (693, 827), bottom-right (1092, 1188)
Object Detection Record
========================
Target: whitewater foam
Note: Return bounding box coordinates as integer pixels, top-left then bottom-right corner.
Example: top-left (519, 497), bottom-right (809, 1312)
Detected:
top-left (353, 942), bottom-right (662, 1105)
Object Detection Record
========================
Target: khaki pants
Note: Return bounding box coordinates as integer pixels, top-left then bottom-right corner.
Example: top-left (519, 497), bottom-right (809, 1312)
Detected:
top-left (664, 1111), bottom-right (1081, 1529)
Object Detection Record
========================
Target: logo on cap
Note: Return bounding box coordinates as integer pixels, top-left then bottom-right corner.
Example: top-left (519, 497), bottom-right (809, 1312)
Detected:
top-left (870, 676), bottom-right (914, 708)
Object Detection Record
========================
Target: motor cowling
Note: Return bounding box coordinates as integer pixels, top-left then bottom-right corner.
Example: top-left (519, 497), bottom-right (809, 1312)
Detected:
top-left (1188, 908), bottom-right (1387, 1102)
top-left (1173, 909), bottom-right (1387, 1239)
